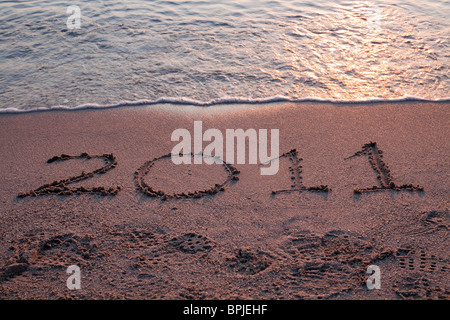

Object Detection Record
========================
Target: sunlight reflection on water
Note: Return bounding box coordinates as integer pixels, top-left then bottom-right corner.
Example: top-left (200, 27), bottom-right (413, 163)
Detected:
top-left (0, 0), bottom-right (448, 109)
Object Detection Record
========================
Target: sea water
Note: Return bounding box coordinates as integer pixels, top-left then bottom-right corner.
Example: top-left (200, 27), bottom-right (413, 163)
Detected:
top-left (0, 0), bottom-right (448, 112)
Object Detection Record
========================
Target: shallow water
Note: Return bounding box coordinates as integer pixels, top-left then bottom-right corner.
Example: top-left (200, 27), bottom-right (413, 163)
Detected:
top-left (0, 0), bottom-right (448, 111)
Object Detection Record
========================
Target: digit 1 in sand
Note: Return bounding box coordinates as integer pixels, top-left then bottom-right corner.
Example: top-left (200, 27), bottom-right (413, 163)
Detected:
top-left (269, 149), bottom-right (330, 195)
top-left (345, 142), bottom-right (424, 194)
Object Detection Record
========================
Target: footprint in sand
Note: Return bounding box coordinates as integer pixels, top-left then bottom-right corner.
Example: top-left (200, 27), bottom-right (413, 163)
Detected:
top-left (224, 248), bottom-right (273, 276)
top-left (396, 247), bottom-right (449, 274)
top-left (390, 244), bottom-right (449, 300)
top-left (279, 229), bottom-right (393, 299)
top-left (167, 233), bottom-right (215, 254)
top-left (420, 210), bottom-right (449, 232)
top-left (0, 232), bottom-right (98, 282)
top-left (393, 273), bottom-right (450, 300)
top-left (407, 209), bottom-right (449, 236)
top-left (100, 228), bottom-right (218, 270)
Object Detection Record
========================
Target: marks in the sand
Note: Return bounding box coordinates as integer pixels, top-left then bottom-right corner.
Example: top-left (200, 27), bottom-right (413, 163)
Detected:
top-left (0, 232), bottom-right (98, 282)
top-left (225, 248), bottom-right (272, 275)
top-left (282, 230), bottom-right (387, 265)
top-left (95, 229), bottom-right (274, 298)
top-left (407, 209), bottom-right (449, 236)
top-left (393, 273), bottom-right (450, 300)
top-left (345, 142), bottom-right (424, 194)
top-left (2, 227), bottom-right (448, 299)
top-left (117, 229), bottom-right (166, 250)
top-left (16, 141), bottom-right (426, 201)
top-left (99, 228), bottom-right (218, 268)
top-left (288, 261), bottom-right (356, 299)
top-left (420, 210), bottom-right (449, 232)
top-left (395, 247), bottom-right (449, 274)
top-left (278, 228), bottom-right (448, 300)
top-left (103, 228), bottom-right (171, 271)
top-left (0, 226), bottom-right (277, 299)
top-left (17, 153), bottom-right (121, 198)
top-left (0, 262), bottom-right (29, 282)
top-left (279, 229), bottom-right (394, 299)
top-left (135, 153), bottom-right (239, 201)
top-left (270, 149), bottom-right (330, 195)
top-left (389, 245), bottom-right (449, 300)
top-left (168, 233), bottom-right (214, 254)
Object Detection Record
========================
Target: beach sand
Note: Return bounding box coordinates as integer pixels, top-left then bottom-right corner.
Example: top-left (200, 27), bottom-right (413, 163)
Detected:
top-left (0, 101), bottom-right (448, 300)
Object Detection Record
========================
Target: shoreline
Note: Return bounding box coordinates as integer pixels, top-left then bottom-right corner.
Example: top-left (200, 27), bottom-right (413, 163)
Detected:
top-left (1, 97), bottom-right (449, 115)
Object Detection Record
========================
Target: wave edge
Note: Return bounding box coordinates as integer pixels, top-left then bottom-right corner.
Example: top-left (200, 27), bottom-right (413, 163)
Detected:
top-left (1, 96), bottom-right (449, 114)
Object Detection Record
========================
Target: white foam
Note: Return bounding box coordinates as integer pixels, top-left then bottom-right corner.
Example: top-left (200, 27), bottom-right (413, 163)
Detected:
top-left (0, 96), bottom-right (448, 114)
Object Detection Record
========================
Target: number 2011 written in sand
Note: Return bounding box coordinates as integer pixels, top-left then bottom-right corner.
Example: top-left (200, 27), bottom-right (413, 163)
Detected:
top-left (17, 142), bottom-right (424, 200)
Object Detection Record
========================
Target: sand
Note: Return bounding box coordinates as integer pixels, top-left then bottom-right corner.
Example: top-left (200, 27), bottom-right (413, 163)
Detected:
top-left (0, 101), bottom-right (448, 300)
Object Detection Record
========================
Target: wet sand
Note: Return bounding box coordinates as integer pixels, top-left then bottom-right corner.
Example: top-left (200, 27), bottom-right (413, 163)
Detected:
top-left (0, 101), bottom-right (448, 299)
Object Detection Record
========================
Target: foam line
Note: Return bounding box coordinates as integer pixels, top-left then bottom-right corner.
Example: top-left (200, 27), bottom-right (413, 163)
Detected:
top-left (0, 96), bottom-right (448, 114)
